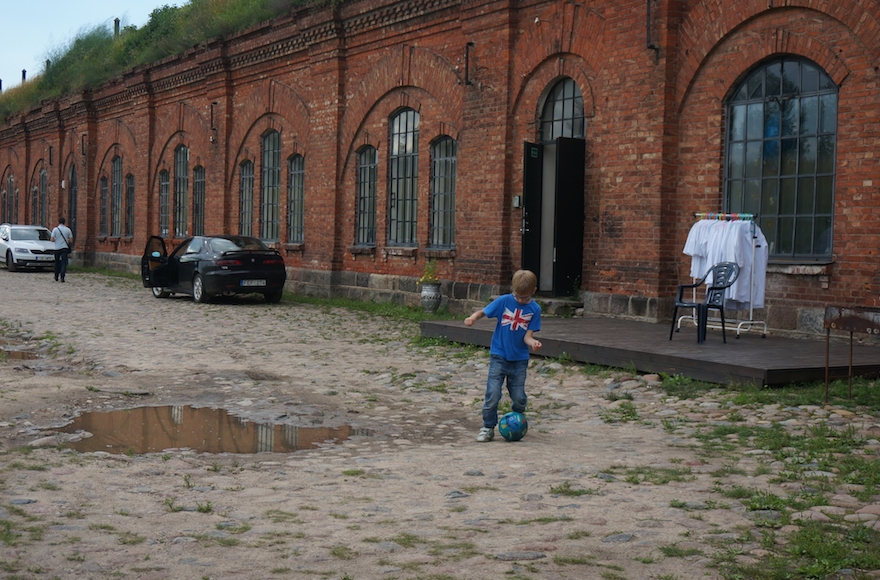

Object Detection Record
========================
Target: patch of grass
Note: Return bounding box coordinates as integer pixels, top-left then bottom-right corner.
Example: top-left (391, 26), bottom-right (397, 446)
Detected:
top-left (609, 466), bottom-right (693, 485)
top-left (264, 509), bottom-right (304, 524)
top-left (549, 481), bottom-right (600, 496)
top-left (600, 401), bottom-right (639, 423)
top-left (118, 531), bottom-right (146, 545)
top-left (658, 544), bottom-right (703, 557)
top-left (329, 545), bottom-right (357, 559)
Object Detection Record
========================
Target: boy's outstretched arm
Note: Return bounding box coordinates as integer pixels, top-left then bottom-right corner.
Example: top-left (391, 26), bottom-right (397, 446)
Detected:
top-left (464, 309), bottom-right (485, 326)
top-left (524, 330), bottom-right (542, 352)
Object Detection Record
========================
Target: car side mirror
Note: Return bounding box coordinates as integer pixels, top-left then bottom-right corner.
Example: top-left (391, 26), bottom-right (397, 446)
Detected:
top-left (151, 251), bottom-right (161, 258)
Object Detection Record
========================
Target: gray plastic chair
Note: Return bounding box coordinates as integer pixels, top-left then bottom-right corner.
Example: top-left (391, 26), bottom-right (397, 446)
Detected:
top-left (670, 262), bottom-right (740, 344)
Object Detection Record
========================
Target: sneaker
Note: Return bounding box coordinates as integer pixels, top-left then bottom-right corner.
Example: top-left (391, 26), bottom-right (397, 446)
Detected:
top-left (476, 427), bottom-right (494, 442)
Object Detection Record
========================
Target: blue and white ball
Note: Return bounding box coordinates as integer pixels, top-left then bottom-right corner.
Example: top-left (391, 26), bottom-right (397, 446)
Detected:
top-left (498, 411), bottom-right (528, 442)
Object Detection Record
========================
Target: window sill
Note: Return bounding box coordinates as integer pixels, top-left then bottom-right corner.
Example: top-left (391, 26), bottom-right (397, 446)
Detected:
top-left (767, 263), bottom-right (832, 276)
top-left (422, 248), bottom-right (456, 259)
top-left (349, 245), bottom-right (375, 258)
top-left (283, 243), bottom-right (304, 254)
top-left (382, 246), bottom-right (417, 260)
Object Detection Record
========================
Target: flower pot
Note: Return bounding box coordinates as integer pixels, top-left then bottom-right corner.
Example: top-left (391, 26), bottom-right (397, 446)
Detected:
top-left (420, 283), bottom-right (442, 313)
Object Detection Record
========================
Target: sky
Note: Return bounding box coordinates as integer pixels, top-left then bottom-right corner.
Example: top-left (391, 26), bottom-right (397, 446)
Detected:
top-left (0, 1), bottom-right (183, 92)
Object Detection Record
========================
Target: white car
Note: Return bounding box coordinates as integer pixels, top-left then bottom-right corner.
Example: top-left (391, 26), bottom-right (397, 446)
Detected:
top-left (0, 224), bottom-right (57, 271)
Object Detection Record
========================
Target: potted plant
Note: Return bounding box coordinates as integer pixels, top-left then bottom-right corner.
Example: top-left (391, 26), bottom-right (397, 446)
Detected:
top-left (419, 259), bottom-right (442, 312)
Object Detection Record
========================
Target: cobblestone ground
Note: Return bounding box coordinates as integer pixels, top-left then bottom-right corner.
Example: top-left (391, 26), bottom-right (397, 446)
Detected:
top-left (0, 270), bottom-right (879, 580)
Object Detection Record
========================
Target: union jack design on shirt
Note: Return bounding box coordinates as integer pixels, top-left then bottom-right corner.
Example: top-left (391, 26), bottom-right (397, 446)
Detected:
top-left (501, 307), bottom-right (533, 332)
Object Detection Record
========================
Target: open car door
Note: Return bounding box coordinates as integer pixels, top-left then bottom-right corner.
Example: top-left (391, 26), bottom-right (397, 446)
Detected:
top-left (141, 236), bottom-right (171, 288)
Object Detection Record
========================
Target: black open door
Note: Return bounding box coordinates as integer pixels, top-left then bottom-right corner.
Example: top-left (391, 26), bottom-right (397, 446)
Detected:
top-left (141, 236), bottom-right (171, 288)
top-left (522, 142), bottom-right (543, 278)
top-left (553, 137), bottom-right (585, 296)
top-left (521, 138), bottom-right (585, 296)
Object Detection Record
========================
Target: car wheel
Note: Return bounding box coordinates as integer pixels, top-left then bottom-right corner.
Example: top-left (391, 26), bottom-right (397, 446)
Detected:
top-left (193, 274), bottom-right (211, 303)
top-left (264, 290), bottom-right (283, 304)
top-left (6, 251), bottom-right (16, 272)
top-left (151, 286), bottom-right (171, 299)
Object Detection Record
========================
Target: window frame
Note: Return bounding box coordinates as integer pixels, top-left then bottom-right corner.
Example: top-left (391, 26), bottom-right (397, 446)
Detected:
top-left (355, 146), bottom-right (378, 247)
top-left (261, 131), bottom-right (281, 242)
top-left (541, 77), bottom-right (585, 142)
top-left (724, 56), bottom-right (838, 261)
top-left (193, 166), bottom-right (205, 237)
top-left (111, 156), bottom-right (123, 236)
top-left (287, 155), bottom-right (305, 244)
top-left (174, 146), bottom-right (189, 239)
top-left (125, 173), bottom-right (135, 237)
top-left (239, 161), bottom-right (255, 236)
top-left (429, 137), bottom-right (457, 249)
top-left (99, 177), bottom-right (109, 236)
top-left (158, 170), bottom-right (170, 238)
top-left (387, 108), bottom-right (420, 246)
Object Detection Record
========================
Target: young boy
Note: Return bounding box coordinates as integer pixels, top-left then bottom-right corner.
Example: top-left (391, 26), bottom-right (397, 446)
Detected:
top-left (464, 270), bottom-right (542, 442)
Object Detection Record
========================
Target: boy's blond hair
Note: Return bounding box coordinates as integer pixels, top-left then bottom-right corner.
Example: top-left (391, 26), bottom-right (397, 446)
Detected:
top-left (511, 270), bottom-right (538, 295)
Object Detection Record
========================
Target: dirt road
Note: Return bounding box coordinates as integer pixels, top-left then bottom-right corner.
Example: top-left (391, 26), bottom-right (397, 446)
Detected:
top-left (0, 270), bottom-right (877, 579)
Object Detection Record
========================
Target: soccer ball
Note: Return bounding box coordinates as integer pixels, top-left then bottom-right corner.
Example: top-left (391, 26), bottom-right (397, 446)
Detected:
top-left (498, 412), bottom-right (528, 442)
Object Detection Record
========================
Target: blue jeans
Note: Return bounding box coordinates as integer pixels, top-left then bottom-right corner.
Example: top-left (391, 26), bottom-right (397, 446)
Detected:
top-left (482, 355), bottom-right (529, 428)
top-left (54, 248), bottom-right (70, 280)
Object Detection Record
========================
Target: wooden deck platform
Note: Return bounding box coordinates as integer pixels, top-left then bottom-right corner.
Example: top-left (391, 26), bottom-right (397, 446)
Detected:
top-left (420, 316), bottom-right (880, 386)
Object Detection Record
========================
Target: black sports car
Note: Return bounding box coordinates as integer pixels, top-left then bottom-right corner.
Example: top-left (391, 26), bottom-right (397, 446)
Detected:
top-left (141, 235), bottom-right (287, 303)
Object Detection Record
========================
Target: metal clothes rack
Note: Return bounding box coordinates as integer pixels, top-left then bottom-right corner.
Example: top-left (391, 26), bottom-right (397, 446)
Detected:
top-left (677, 212), bottom-right (767, 338)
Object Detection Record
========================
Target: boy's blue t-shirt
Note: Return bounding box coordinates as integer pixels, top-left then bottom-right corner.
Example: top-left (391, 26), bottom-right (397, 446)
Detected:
top-left (483, 294), bottom-right (542, 361)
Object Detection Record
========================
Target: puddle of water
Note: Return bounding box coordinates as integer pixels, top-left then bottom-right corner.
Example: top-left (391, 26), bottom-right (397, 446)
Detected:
top-left (58, 405), bottom-right (370, 455)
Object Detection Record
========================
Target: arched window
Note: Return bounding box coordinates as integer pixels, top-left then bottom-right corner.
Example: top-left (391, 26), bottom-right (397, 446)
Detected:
top-left (158, 170), bottom-right (170, 237)
top-left (725, 57), bottom-right (837, 259)
top-left (388, 109), bottom-right (419, 245)
top-left (239, 161), bottom-right (254, 236)
top-left (33, 169), bottom-right (48, 226)
top-left (67, 165), bottom-right (78, 237)
top-left (125, 174), bottom-right (135, 237)
top-left (174, 146), bottom-right (189, 238)
top-left (287, 155), bottom-right (304, 244)
top-left (541, 78), bottom-right (585, 142)
top-left (356, 146), bottom-right (377, 246)
top-left (430, 137), bottom-right (456, 248)
top-left (111, 156), bottom-right (123, 236)
top-left (99, 177), bottom-right (109, 236)
top-left (261, 131), bottom-right (281, 241)
top-left (193, 166), bottom-right (205, 236)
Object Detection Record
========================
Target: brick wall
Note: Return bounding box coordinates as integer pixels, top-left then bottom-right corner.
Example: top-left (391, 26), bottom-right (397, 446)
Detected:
top-left (1, 0), bottom-right (879, 336)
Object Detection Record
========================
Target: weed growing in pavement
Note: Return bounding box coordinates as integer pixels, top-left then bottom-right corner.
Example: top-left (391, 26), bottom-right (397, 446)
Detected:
top-left (549, 481), bottom-right (600, 496)
top-left (600, 400), bottom-right (639, 423)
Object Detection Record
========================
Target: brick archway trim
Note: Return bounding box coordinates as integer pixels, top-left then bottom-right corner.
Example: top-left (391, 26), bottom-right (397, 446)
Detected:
top-left (675, 0), bottom-right (874, 108)
top-left (338, 45), bottom-right (463, 174)
top-left (510, 1), bottom-right (604, 117)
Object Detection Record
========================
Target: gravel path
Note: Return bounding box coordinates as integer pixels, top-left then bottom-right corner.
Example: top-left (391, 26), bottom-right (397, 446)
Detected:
top-left (0, 270), bottom-right (879, 579)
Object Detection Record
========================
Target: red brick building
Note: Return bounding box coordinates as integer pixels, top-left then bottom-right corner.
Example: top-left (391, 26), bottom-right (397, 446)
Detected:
top-left (1, 0), bottom-right (878, 336)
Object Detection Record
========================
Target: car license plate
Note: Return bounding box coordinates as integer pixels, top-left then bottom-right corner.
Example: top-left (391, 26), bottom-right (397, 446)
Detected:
top-left (37, 255), bottom-right (53, 260)
top-left (241, 279), bottom-right (266, 287)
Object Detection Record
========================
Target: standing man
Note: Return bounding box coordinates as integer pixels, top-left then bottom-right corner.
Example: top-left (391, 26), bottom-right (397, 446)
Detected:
top-left (50, 216), bottom-right (74, 282)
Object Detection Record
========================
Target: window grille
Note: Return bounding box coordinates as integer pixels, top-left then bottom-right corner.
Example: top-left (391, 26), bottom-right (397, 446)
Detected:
top-left (261, 131), bottom-right (281, 242)
top-left (430, 137), bottom-right (457, 248)
top-left (388, 109), bottom-right (419, 245)
top-left (111, 157), bottom-right (123, 236)
top-left (174, 146), bottom-right (189, 238)
top-left (193, 166), bottom-right (205, 236)
top-left (99, 177), bottom-right (108, 236)
top-left (158, 170), bottom-right (170, 237)
top-left (541, 78), bottom-right (585, 142)
top-left (240, 161), bottom-right (254, 236)
top-left (356, 146), bottom-right (377, 246)
top-left (125, 174), bottom-right (135, 237)
top-left (725, 57), bottom-right (837, 260)
top-left (287, 155), bottom-right (304, 243)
